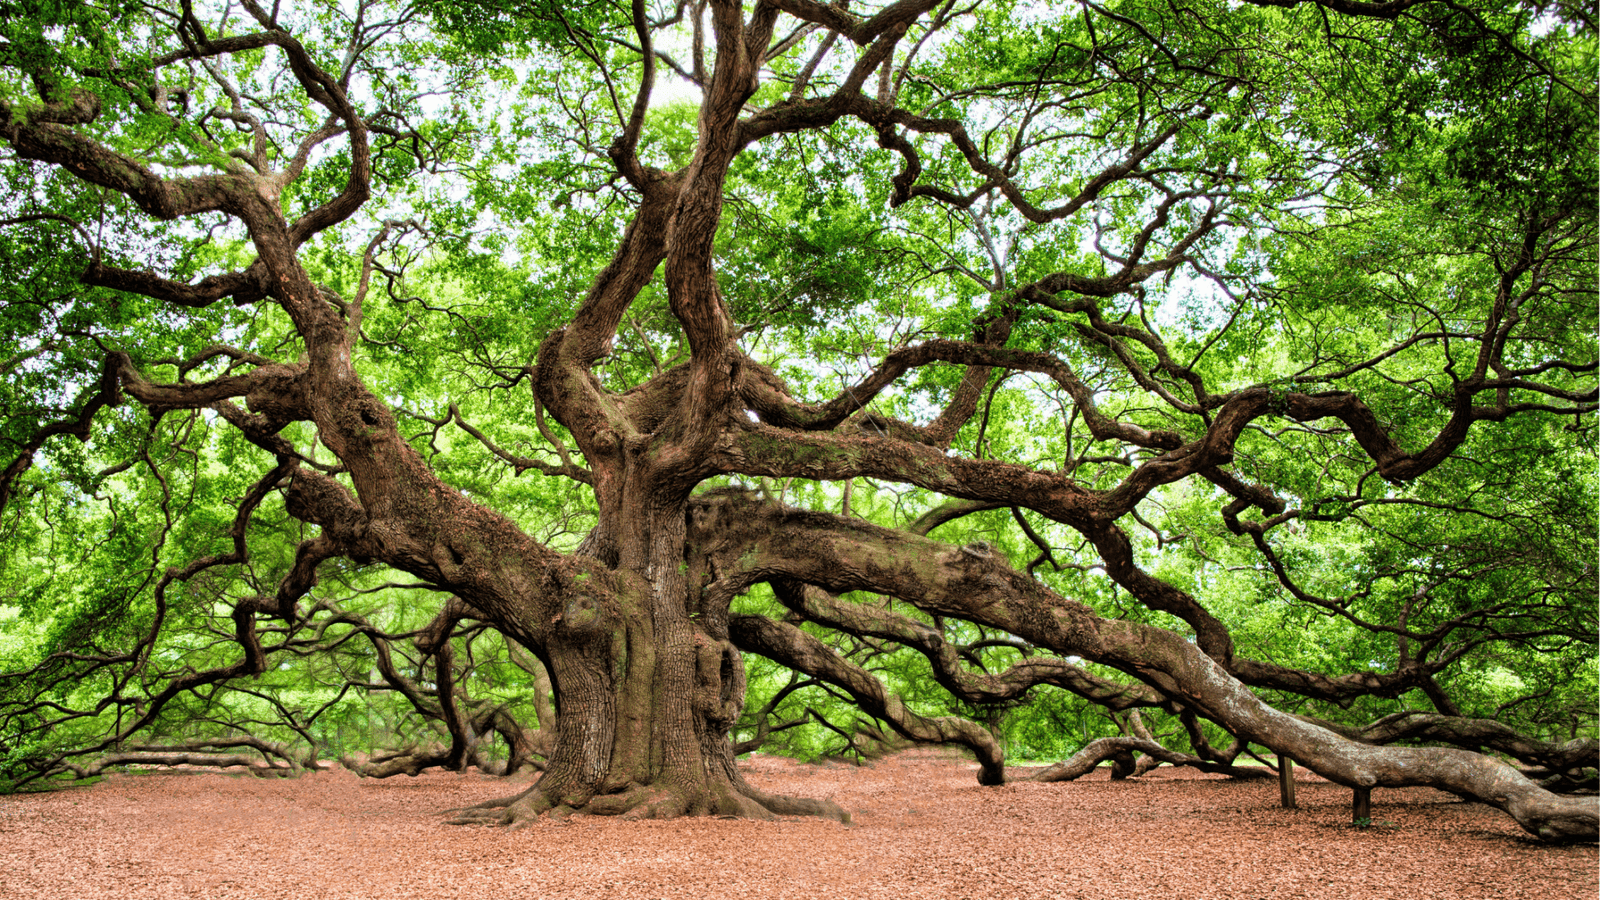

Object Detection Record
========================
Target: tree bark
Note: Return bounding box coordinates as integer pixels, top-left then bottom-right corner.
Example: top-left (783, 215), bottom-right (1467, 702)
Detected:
top-left (693, 497), bottom-right (1600, 842)
top-left (448, 479), bottom-right (848, 824)
top-left (1280, 757), bottom-right (1297, 810)
top-left (1027, 737), bottom-right (1275, 783)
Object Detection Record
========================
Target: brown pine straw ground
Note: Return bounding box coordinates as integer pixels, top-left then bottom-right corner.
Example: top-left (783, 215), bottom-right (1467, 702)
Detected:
top-left (1, 749), bottom-right (1593, 900)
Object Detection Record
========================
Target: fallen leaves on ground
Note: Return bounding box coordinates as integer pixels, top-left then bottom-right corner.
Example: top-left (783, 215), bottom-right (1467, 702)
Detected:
top-left (0, 749), bottom-right (1591, 899)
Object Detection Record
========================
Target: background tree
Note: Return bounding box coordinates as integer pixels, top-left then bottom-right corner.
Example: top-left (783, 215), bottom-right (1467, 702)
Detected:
top-left (0, 0), bottom-right (1594, 840)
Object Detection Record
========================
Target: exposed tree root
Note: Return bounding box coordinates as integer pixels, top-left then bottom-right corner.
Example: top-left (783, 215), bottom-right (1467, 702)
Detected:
top-left (443, 773), bottom-right (849, 827)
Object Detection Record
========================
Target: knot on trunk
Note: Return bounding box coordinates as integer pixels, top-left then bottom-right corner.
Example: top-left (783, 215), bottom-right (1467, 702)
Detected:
top-left (554, 592), bottom-right (608, 635)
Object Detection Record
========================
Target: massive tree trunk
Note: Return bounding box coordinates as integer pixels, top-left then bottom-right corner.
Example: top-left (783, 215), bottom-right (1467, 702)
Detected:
top-left (1, 0), bottom-right (1591, 845)
top-left (437, 2), bottom-right (853, 824)
top-left (451, 477), bottom-right (846, 823)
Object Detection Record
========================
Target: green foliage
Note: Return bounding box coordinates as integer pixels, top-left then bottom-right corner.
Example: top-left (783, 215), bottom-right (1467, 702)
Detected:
top-left (0, 0), bottom-right (1593, 785)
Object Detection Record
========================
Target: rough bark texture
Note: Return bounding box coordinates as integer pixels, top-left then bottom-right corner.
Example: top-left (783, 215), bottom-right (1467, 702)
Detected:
top-left (0, 0), bottom-right (1592, 846)
top-left (1026, 737), bottom-right (1275, 783)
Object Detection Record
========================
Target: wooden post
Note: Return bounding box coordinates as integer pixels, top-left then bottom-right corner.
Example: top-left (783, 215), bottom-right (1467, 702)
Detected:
top-left (1353, 786), bottom-right (1372, 824)
top-left (1278, 756), bottom-right (1297, 809)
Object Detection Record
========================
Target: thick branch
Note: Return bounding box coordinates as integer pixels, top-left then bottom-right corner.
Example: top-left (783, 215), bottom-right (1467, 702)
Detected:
top-left (694, 496), bottom-right (1599, 841)
top-left (729, 612), bottom-right (1006, 784)
top-left (1027, 736), bottom-right (1275, 783)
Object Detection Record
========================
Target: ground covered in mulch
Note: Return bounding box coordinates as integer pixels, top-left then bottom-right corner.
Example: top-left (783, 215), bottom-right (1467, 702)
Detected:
top-left (1, 749), bottom-right (1593, 899)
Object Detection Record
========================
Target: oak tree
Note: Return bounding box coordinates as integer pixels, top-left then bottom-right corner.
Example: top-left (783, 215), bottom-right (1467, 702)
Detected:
top-left (0, 0), bottom-right (1594, 840)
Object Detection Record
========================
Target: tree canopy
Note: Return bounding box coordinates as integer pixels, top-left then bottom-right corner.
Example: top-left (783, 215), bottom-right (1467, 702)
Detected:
top-left (0, 0), bottom-right (1594, 840)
